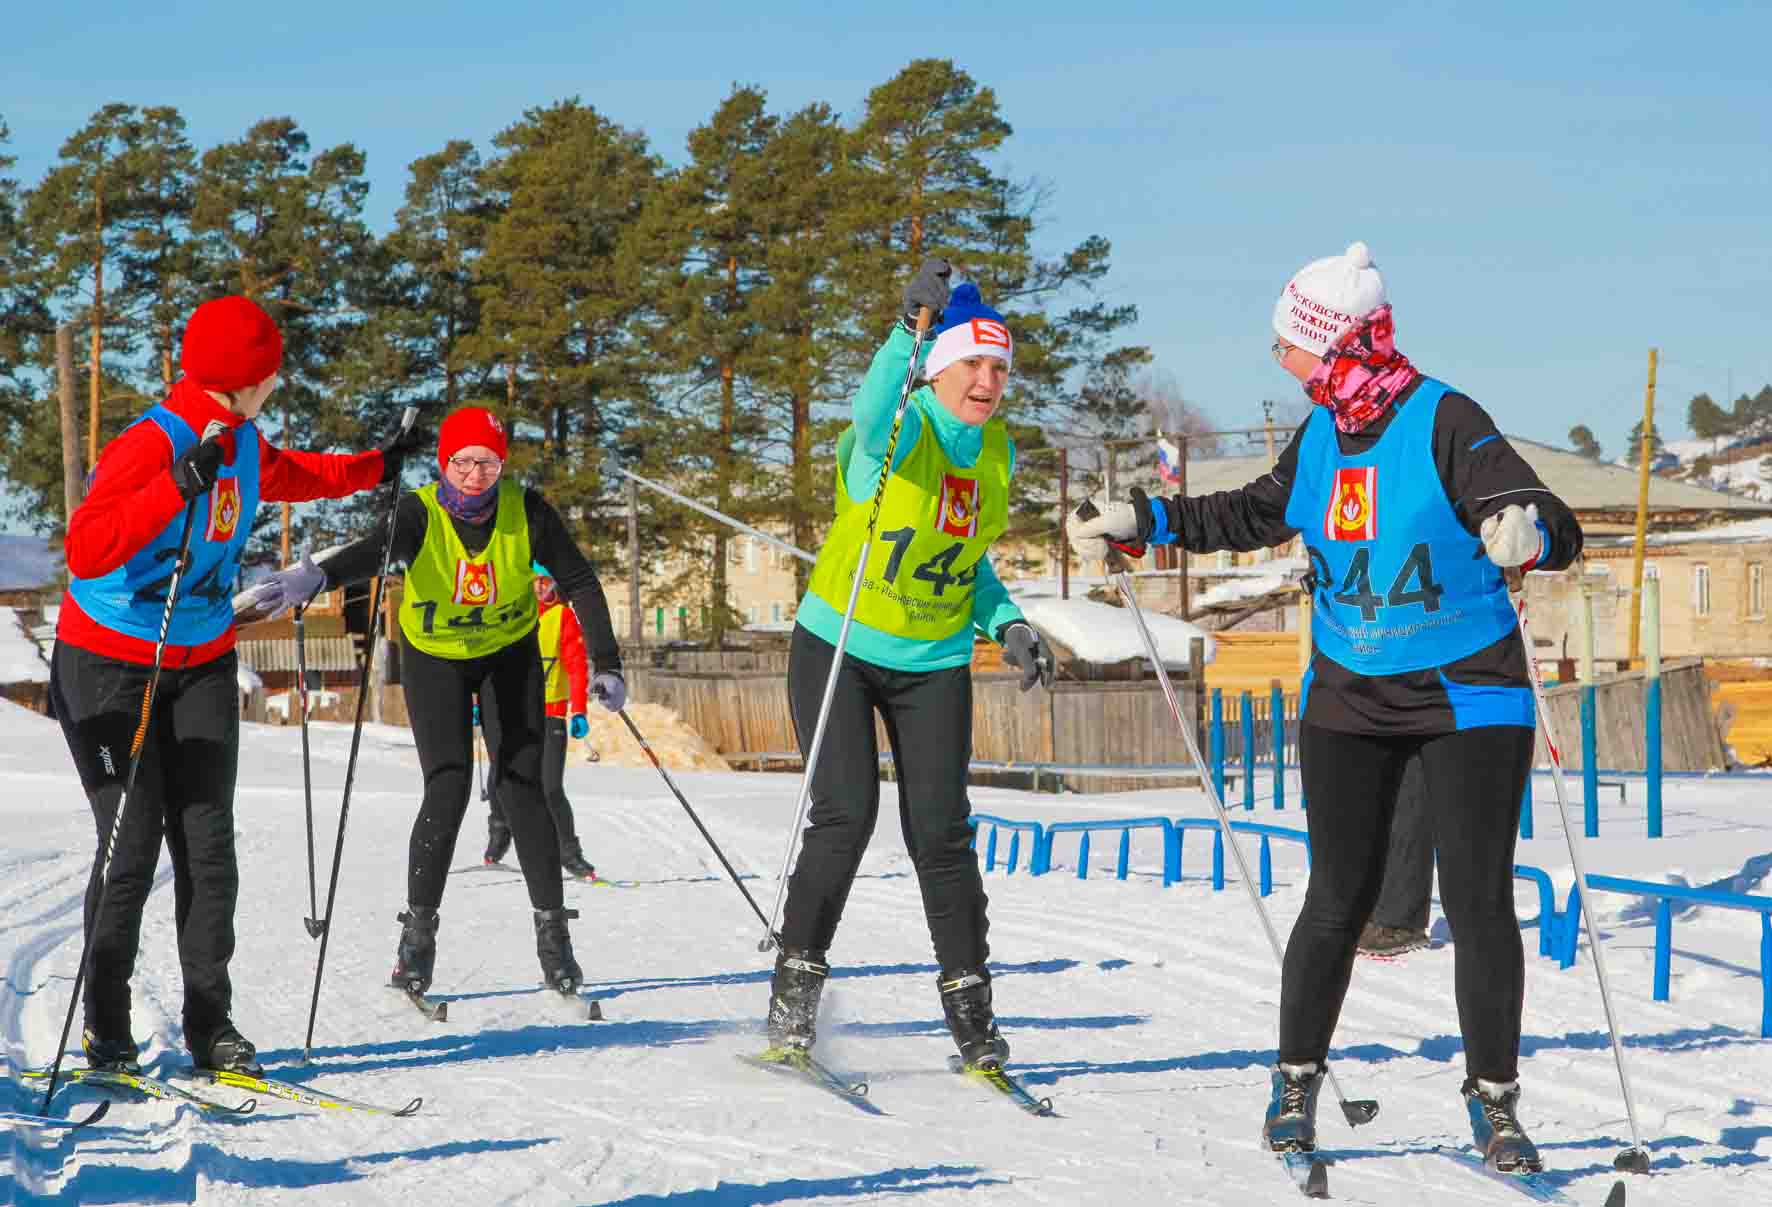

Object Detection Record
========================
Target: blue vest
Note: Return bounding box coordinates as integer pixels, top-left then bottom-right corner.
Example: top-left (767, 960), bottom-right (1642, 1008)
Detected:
top-left (69, 407), bottom-right (261, 647)
top-left (1285, 380), bottom-right (1517, 678)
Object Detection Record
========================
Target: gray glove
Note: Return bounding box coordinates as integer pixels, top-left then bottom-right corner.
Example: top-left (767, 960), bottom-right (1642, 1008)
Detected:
top-left (998, 621), bottom-right (1054, 692)
top-left (902, 258), bottom-right (952, 330)
top-left (591, 671), bottom-right (626, 713)
top-left (238, 554), bottom-right (326, 621)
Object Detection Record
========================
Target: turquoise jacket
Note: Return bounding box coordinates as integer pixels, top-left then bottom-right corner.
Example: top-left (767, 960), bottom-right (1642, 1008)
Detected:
top-left (796, 325), bottom-right (1025, 671)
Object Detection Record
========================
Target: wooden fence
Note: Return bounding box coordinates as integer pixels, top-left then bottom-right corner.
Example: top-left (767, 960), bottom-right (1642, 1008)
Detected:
top-left (626, 669), bottom-right (1204, 791)
top-left (1536, 659), bottom-right (1726, 772)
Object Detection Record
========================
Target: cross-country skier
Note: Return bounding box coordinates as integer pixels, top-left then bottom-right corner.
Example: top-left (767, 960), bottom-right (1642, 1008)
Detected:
top-left (258, 406), bottom-right (623, 1001)
top-left (53, 295), bottom-right (423, 1076)
top-left (1068, 242), bottom-right (1583, 1174)
top-left (484, 567), bottom-right (599, 881)
top-left (763, 261), bottom-right (1055, 1073)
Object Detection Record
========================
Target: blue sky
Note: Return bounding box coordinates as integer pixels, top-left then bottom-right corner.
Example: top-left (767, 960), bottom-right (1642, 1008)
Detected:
top-left (7, 2), bottom-right (1770, 464)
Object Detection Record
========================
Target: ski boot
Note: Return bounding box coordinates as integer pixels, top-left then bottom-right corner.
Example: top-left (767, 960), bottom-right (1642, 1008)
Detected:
top-left (534, 907), bottom-right (584, 993)
top-left (764, 948), bottom-right (829, 1054)
top-left (1464, 1077), bottom-right (1543, 1173)
top-left (939, 967), bottom-right (1010, 1070)
top-left (484, 819), bottom-right (512, 865)
top-left (191, 1021), bottom-right (263, 1076)
top-left (561, 846), bottom-right (597, 881)
top-left (1262, 1062), bottom-right (1323, 1153)
top-left (81, 1026), bottom-right (141, 1074)
top-left (390, 906), bottom-right (441, 993)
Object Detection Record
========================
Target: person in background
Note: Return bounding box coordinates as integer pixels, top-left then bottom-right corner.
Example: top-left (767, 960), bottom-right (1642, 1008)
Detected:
top-left (485, 566), bottom-right (599, 881)
top-left (1356, 752), bottom-right (1434, 958)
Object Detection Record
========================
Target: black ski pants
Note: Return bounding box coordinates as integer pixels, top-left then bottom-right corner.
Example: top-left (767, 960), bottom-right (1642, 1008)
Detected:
top-left (51, 642), bottom-right (240, 1053)
top-left (487, 717), bottom-right (583, 859)
top-left (1280, 723), bottom-right (1533, 1082)
top-left (779, 625), bottom-right (989, 973)
top-left (401, 630), bottom-right (562, 910)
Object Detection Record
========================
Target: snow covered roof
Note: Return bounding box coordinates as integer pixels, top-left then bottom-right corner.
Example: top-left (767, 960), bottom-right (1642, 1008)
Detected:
top-left (1014, 592), bottom-right (1215, 667)
top-left (1171, 437), bottom-right (1772, 517)
top-left (0, 607), bottom-right (49, 684)
top-left (1593, 517), bottom-right (1772, 547)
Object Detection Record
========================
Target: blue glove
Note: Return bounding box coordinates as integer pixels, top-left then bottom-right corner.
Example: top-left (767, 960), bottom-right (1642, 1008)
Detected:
top-left (569, 714), bottom-right (589, 740)
top-left (591, 671), bottom-right (626, 713)
top-left (238, 554), bottom-right (326, 621)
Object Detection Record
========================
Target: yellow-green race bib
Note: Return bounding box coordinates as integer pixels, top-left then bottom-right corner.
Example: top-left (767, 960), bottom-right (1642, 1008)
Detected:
top-left (398, 480), bottom-right (539, 659)
top-left (806, 416), bottom-right (1010, 642)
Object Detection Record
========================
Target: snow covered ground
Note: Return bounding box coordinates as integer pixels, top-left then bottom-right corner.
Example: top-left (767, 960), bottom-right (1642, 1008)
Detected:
top-left (4, 697), bottom-right (1771, 1204)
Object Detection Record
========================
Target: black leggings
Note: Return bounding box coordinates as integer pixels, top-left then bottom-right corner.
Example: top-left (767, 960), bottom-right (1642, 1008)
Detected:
top-left (401, 631), bottom-right (562, 910)
top-left (51, 643), bottom-right (240, 1050)
top-left (779, 625), bottom-right (989, 972)
top-left (1281, 723), bottom-right (1532, 1082)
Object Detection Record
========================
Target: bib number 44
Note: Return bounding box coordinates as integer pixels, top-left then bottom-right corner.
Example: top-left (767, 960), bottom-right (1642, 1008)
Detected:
top-left (1311, 542), bottom-right (1445, 622)
top-left (877, 527), bottom-right (979, 597)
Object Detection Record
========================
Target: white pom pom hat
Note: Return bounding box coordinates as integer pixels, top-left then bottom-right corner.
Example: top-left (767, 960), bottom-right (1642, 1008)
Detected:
top-left (1272, 241), bottom-right (1387, 356)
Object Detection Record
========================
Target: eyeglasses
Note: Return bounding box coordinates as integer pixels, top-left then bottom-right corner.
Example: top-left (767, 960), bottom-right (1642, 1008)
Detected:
top-left (1271, 338), bottom-right (1293, 363)
top-left (447, 456), bottom-right (503, 477)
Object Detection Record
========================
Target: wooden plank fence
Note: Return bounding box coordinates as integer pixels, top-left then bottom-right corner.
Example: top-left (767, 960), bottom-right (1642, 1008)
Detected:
top-left (1535, 658), bottom-right (1726, 772)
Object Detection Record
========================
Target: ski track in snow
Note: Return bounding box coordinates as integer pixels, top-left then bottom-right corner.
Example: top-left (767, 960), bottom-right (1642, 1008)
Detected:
top-left (2, 696), bottom-right (1770, 1203)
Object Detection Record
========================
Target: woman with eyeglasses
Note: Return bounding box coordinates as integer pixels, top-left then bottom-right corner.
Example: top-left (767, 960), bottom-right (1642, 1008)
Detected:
top-left (1069, 243), bottom-right (1583, 1176)
top-left (275, 405), bottom-right (624, 1002)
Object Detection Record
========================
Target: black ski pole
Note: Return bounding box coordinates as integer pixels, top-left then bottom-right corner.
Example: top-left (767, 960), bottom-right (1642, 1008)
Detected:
top-left (39, 493), bottom-right (203, 1114)
top-left (617, 707), bottom-right (776, 939)
top-left (295, 603), bottom-right (324, 939)
top-left (302, 405), bottom-right (419, 1060)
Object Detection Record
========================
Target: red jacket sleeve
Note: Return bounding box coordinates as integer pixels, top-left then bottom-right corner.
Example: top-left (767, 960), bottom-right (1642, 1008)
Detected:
top-left (64, 424), bottom-right (190, 579)
top-left (560, 606), bottom-right (589, 715)
top-left (259, 443), bottom-right (386, 504)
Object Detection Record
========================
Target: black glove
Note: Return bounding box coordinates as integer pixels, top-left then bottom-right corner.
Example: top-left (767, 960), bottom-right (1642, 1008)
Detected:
top-left (171, 440), bottom-right (227, 501)
top-left (378, 422), bottom-right (430, 486)
top-left (901, 258), bottom-right (952, 332)
top-left (997, 621), bottom-right (1054, 693)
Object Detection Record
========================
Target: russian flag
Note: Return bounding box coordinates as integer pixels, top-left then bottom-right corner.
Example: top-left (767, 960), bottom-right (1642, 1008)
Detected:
top-left (1156, 436), bottom-right (1182, 485)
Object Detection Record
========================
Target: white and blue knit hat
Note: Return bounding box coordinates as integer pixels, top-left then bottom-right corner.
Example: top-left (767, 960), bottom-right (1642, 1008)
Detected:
top-left (924, 283), bottom-right (1013, 380)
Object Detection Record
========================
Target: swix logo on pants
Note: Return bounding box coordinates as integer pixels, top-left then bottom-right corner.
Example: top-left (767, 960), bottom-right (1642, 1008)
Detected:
top-left (1325, 466), bottom-right (1377, 541)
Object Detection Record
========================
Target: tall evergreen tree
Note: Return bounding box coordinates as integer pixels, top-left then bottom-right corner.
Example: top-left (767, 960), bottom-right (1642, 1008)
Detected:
top-left (1568, 423), bottom-right (1603, 461)
top-left (0, 115), bottom-right (56, 528)
top-left (1687, 391), bottom-right (1733, 442)
top-left (1624, 419), bottom-right (1664, 466)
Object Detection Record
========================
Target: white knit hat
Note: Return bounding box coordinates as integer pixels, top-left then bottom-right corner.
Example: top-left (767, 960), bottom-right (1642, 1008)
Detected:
top-left (1272, 241), bottom-right (1387, 356)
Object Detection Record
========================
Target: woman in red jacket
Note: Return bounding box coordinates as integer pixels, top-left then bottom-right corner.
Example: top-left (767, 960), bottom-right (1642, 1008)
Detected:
top-left (52, 295), bottom-right (419, 1077)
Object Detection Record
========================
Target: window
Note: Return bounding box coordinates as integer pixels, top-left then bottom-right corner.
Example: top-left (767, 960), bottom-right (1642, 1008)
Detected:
top-left (747, 604), bottom-right (759, 625)
top-left (745, 537), bottom-right (757, 573)
top-left (1694, 564), bottom-right (1711, 618)
top-left (726, 539), bottom-right (740, 565)
top-left (1216, 550), bottom-right (1234, 570)
top-left (771, 602), bottom-right (783, 623)
top-left (1751, 563), bottom-right (1765, 619)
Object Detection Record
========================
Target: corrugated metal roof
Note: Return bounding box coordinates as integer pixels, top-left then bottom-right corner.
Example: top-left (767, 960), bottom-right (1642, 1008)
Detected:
top-left (237, 636), bottom-right (359, 673)
top-left (1165, 435), bottom-right (1772, 516)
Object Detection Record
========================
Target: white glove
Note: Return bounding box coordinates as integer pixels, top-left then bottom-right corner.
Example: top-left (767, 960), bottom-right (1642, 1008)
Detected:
top-left (1068, 493), bottom-right (1144, 560)
top-left (1479, 503), bottom-right (1543, 569)
top-left (237, 554), bottom-right (327, 621)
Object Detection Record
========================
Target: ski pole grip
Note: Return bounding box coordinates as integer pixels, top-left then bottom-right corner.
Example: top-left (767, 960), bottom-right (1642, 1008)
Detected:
top-left (914, 305), bottom-right (932, 335)
top-left (1073, 499), bottom-right (1131, 575)
top-left (399, 405), bottom-right (420, 434)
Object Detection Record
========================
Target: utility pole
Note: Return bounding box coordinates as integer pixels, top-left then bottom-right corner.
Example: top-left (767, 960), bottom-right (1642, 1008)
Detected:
top-left (1262, 400), bottom-right (1277, 467)
top-left (1176, 435), bottom-right (1190, 617)
top-left (1628, 348), bottom-right (1658, 663)
top-left (57, 325), bottom-right (84, 522)
top-left (627, 475), bottom-right (642, 648)
top-left (281, 502), bottom-right (292, 565)
top-left (1058, 448), bottom-right (1070, 601)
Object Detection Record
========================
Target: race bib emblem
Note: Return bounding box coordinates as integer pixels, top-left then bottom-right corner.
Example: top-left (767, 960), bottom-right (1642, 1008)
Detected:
top-left (938, 474), bottom-right (981, 538)
top-left (453, 559), bottom-right (498, 607)
top-left (207, 478), bottom-right (241, 542)
top-left (1325, 466), bottom-right (1377, 541)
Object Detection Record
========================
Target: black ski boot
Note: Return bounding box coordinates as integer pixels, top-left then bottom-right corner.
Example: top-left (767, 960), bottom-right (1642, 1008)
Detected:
top-left (534, 907), bottom-right (584, 992)
top-left (765, 948), bottom-right (829, 1053)
top-left (81, 1026), bottom-right (141, 1073)
top-left (192, 1022), bottom-right (263, 1076)
top-left (484, 819), bottom-right (512, 864)
top-left (939, 967), bottom-right (1009, 1069)
top-left (1464, 1077), bottom-right (1543, 1173)
top-left (390, 907), bottom-right (440, 993)
top-left (1262, 1062), bottom-right (1323, 1153)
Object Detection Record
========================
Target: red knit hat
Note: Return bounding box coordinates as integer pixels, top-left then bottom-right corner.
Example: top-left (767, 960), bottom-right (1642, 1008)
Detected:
top-left (181, 296), bottom-right (283, 391)
top-left (437, 406), bottom-right (509, 476)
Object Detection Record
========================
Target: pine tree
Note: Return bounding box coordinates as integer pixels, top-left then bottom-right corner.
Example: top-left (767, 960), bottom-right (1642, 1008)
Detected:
top-left (1568, 424), bottom-right (1603, 460)
top-left (467, 99), bottom-right (662, 562)
top-left (1624, 420), bottom-right (1664, 466)
top-left (0, 115), bottom-right (57, 529)
top-left (1686, 391), bottom-right (1733, 442)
